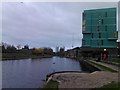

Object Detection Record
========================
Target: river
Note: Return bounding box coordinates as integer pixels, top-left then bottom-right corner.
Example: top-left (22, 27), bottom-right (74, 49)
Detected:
top-left (2, 56), bottom-right (82, 88)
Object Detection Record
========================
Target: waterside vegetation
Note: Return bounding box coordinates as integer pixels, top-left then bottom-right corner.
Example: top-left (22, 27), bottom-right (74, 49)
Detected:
top-left (92, 82), bottom-right (120, 90)
top-left (43, 80), bottom-right (59, 90)
top-left (1, 42), bottom-right (54, 60)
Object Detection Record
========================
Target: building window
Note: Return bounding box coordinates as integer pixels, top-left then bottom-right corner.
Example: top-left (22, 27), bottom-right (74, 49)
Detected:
top-left (83, 13), bottom-right (86, 20)
top-left (114, 25), bottom-right (116, 30)
top-left (98, 19), bottom-right (101, 24)
top-left (92, 33), bottom-right (93, 38)
top-left (91, 26), bottom-right (92, 32)
top-left (99, 15), bottom-right (101, 18)
top-left (99, 33), bottom-right (101, 38)
top-left (101, 40), bottom-right (103, 45)
top-left (91, 13), bottom-right (92, 18)
top-left (105, 25), bottom-right (107, 31)
top-left (97, 40), bottom-right (100, 46)
top-left (101, 19), bottom-right (103, 24)
top-left (82, 40), bottom-right (85, 45)
top-left (97, 26), bottom-right (99, 31)
top-left (105, 12), bottom-right (107, 17)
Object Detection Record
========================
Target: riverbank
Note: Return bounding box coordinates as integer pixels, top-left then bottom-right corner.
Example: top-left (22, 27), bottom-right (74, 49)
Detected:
top-left (2, 53), bottom-right (53, 60)
top-left (44, 58), bottom-right (119, 89)
top-left (45, 71), bottom-right (118, 89)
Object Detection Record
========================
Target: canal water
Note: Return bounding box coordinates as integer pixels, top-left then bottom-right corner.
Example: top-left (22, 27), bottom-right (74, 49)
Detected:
top-left (2, 57), bottom-right (82, 88)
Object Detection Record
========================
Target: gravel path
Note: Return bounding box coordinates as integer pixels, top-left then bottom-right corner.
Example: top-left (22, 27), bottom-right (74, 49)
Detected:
top-left (51, 71), bottom-right (118, 88)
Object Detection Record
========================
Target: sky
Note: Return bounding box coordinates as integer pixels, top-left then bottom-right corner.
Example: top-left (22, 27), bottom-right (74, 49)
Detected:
top-left (2, 2), bottom-right (118, 50)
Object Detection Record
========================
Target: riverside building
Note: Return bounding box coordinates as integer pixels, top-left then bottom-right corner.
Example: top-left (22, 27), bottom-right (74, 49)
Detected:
top-left (82, 8), bottom-right (118, 59)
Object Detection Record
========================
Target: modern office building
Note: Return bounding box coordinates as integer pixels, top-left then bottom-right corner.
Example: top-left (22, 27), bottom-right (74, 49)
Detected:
top-left (82, 8), bottom-right (118, 58)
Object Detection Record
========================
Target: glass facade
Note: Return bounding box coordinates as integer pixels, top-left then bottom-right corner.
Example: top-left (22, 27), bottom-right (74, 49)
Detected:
top-left (82, 8), bottom-right (118, 48)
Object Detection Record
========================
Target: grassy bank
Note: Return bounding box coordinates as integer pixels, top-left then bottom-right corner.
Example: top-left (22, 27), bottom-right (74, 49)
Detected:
top-left (109, 58), bottom-right (120, 64)
top-left (43, 80), bottom-right (59, 90)
top-left (92, 82), bottom-right (120, 90)
top-left (99, 58), bottom-right (120, 67)
top-left (87, 60), bottom-right (117, 72)
top-left (2, 53), bottom-right (53, 60)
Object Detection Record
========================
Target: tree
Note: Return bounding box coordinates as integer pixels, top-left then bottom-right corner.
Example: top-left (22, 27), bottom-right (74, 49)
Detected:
top-left (6, 45), bottom-right (17, 53)
top-left (1, 42), bottom-right (17, 53)
top-left (17, 44), bottom-right (21, 50)
top-left (2, 44), bottom-right (5, 53)
top-left (43, 48), bottom-right (53, 55)
top-left (23, 45), bottom-right (29, 50)
top-left (32, 48), bottom-right (44, 55)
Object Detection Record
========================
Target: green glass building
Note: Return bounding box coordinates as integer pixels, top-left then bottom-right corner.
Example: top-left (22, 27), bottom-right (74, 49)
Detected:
top-left (82, 8), bottom-right (118, 58)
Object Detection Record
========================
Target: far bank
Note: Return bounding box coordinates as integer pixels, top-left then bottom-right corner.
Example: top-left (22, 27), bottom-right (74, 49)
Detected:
top-left (2, 53), bottom-right (53, 61)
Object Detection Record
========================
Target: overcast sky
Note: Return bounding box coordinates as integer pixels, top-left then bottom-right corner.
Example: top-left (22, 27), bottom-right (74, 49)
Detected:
top-left (2, 2), bottom-right (118, 50)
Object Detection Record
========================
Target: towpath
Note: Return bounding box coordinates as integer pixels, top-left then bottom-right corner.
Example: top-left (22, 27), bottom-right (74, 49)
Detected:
top-left (89, 60), bottom-right (119, 72)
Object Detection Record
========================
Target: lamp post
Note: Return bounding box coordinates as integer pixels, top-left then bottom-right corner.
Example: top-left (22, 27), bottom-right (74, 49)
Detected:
top-left (116, 40), bottom-right (119, 58)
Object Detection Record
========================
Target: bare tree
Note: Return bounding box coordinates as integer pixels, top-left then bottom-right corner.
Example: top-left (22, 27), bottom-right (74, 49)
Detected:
top-left (17, 44), bottom-right (21, 50)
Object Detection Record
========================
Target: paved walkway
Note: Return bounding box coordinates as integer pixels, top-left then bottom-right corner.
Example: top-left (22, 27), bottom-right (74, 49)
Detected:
top-left (89, 60), bottom-right (119, 72)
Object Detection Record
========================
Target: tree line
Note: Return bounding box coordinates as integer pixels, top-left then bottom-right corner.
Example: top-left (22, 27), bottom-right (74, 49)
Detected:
top-left (1, 42), bottom-right (54, 56)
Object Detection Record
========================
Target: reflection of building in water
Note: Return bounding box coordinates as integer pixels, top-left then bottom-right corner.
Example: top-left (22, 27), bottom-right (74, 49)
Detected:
top-left (82, 8), bottom-right (118, 59)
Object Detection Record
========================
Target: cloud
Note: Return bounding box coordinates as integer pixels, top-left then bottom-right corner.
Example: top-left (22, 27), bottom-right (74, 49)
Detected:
top-left (2, 2), bottom-right (117, 49)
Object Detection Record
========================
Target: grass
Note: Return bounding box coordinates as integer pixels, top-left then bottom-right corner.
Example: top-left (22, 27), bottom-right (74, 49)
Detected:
top-left (101, 58), bottom-right (120, 65)
top-left (88, 61), bottom-right (117, 72)
top-left (92, 82), bottom-right (120, 90)
top-left (42, 80), bottom-right (59, 90)
top-left (110, 58), bottom-right (120, 64)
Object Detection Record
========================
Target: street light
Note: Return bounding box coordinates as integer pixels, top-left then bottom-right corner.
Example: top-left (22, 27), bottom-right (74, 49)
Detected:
top-left (104, 49), bottom-right (106, 51)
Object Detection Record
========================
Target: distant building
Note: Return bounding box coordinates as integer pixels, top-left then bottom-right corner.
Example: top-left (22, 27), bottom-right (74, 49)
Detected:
top-left (55, 46), bottom-right (59, 53)
top-left (65, 47), bottom-right (81, 58)
top-left (59, 47), bottom-right (65, 56)
top-left (82, 8), bottom-right (118, 58)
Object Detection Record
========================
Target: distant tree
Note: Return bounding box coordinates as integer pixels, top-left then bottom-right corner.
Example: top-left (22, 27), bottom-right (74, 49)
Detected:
top-left (32, 48), bottom-right (45, 55)
top-left (2, 42), bottom-right (8, 49)
top-left (23, 45), bottom-right (29, 50)
top-left (2, 44), bottom-right (5, 53)
top-left (32, 47), bottom-right (53, 55)
top-left (1, 42), bottom-right (17, 53)
top-left (2, 42), bottom-right (7, 53)
top-left (6, 45), bottom-right (17, 53)
top-left (17, 44), bottom-right (21, 50)
top-left (44, 48), bottom-right (53, 55)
